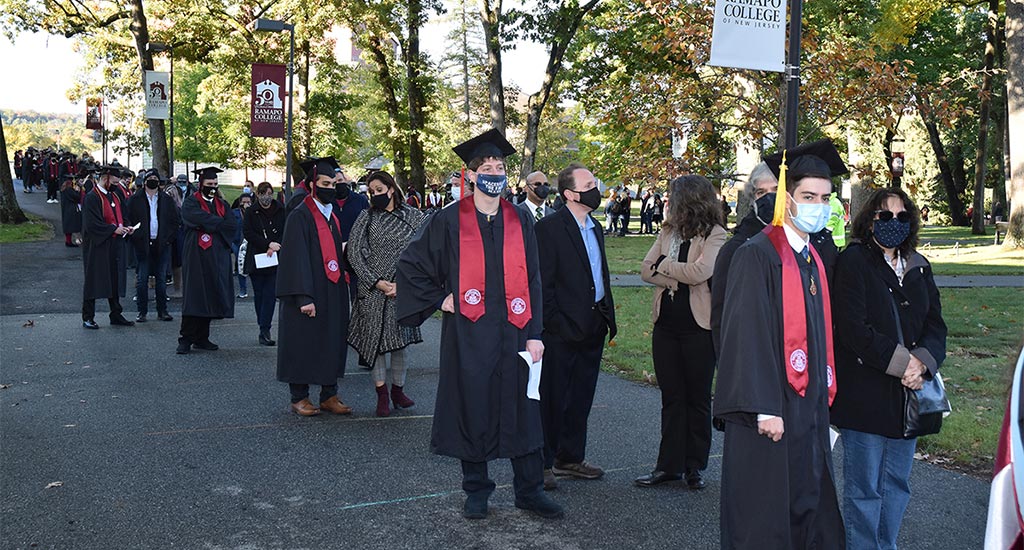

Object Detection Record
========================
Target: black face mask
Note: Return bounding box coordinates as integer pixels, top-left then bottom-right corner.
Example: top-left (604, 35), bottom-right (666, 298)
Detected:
top-left (202, 185), bottom-right (217, 199)
top-left (532, 184), bottom-right (551, 200)
top-left (145, 179), bottom-right (160, 190)
top-left (314, 187), bottom-right (336, 204)
top-left (576, 187), bottom-right (603, 211)
top-left (752, 192), bottom-right (777, 226)
top-left (370, 193), bottom-right (391, 210)
top-left (335, 183), bottom-right (350, 201)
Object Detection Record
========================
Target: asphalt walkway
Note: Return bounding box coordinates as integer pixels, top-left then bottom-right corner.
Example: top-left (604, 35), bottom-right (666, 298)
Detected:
top-left (0, 190), bottom-right (993, 549)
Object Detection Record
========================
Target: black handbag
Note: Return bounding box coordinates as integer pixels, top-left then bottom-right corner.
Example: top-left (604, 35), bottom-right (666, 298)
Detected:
top-left (886, 287), bottom-right (950, 438)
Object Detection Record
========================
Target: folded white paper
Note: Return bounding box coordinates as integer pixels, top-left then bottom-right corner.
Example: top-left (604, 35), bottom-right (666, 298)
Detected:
top-left (254, 252), bottom-right (279, 269)
top-left (830, 427), bottom-right (840, 450)
top-left (518, 351), bottom-right (542, 401)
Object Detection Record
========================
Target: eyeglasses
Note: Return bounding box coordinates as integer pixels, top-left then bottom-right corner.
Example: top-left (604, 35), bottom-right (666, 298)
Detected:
top-left (875, 210), bottom-right (910, 223)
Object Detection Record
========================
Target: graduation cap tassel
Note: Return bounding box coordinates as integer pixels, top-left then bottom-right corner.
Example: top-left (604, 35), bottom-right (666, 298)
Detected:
top-left (772, 150), bottom-right (788, 227)
top-left (460, 168), bottom-right (465, 201)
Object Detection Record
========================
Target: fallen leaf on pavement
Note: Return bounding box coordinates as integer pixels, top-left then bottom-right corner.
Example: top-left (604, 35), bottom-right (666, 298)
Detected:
top-left (0, 384), bottom-right (11, 390)
top-left (44, 482), bottom-right (63, 489)
top-left (22, 320), bottom-right (34, 328)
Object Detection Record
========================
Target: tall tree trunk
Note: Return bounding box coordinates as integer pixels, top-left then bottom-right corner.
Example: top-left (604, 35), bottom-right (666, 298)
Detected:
top-left (1005, 0), bottom-right (1024, 247)
top-left (481, 0), bottom-right (505, 133)
top-left (995, 8), bottom-right (1009, 213)
top-left (462, 0), bottom-right (471, 124)
top-left (971, 0), bottom-right (1000, 235)
top-left (406, 0), bottom-right (427, 197)
top-left (128, 0), bottom-right (169, 178)
top-left (519, 0), bottom-right (600, 184)
top-left (0, 118), bottom-right (28, 224)
top-left (920, 111), bottom-right (968, 225)
top-left (368, 36), bottom-right (408, 187)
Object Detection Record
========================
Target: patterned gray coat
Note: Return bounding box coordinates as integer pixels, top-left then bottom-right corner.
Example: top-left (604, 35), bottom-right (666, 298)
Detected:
top-left (347, 203), bottom-right (425, 366)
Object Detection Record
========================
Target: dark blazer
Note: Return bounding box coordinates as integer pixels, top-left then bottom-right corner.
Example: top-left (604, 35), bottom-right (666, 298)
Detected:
top-left (125, 189), bottom-right (181, 254)
top-left (242, 200), bottom-right (287, 274)
top-left (829, 240), bottom-right (947, 439)
top-left (535, 206), bottom-right (617, 343)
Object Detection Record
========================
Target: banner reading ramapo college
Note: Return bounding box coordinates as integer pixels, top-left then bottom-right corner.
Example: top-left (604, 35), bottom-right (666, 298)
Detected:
top-left (145, 71), bottom-right (170, 119)
top-left (86, 98), bottom-right (103, 130)
top-left (251, 64), bottom-right (286, 138)
top-left (708, 0), bottom-right (786, 72)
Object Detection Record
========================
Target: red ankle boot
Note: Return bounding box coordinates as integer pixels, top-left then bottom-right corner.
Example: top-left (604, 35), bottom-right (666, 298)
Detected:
top-left (391, 384), bottom-right (415, 409)
top-left (375, 384), bottom-right (391, 417)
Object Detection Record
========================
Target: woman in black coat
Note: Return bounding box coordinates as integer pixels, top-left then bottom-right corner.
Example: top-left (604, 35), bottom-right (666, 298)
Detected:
top-left (830, 188), bottom-right (947, 549)
top-left (60, 176), bottom-right (84, 247)
top-left (243, 182), bottom-right (287, 346)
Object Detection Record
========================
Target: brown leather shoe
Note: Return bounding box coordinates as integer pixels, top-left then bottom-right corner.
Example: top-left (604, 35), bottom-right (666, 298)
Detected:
top-left (320, 396), bottom-right (353, 415)
top-left (290, 399), bottom-right (320, 416)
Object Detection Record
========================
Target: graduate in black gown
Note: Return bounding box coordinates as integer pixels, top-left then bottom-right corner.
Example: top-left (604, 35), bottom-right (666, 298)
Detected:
top-left (276, 157), bottom-right (352, 416)
top-left (176, 167), bottom-right (237, 354)
top-left (396, 129), bottom-right (563, 520)
top-left (59, 174), bottom-right (84, 247)
top-left (714, 140), bottom-right (848, 550)
top-left (81, 165), bottom-right (136, 329)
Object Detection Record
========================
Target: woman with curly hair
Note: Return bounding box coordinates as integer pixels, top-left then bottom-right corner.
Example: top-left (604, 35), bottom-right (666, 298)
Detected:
top-left (635, 174), bottom-right (727, 489)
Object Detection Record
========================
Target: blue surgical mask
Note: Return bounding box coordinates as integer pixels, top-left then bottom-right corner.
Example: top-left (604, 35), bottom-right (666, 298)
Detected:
top-left (476, 173), bottom-right (507, 198)
top-left (788, 194), bottom-right (830, 234)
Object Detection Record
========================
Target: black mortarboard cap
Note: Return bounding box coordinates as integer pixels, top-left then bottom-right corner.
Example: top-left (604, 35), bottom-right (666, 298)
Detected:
top-left (192, 166), bottom-right (224, 181)
top-left (299, 157), bottom-right (340, 182)
top-left (95, 164), bottom-right (123, 176)
top-left (452, 129), bottom-right (516, 165)
top-left (762, 139), bottom-right (848, 181)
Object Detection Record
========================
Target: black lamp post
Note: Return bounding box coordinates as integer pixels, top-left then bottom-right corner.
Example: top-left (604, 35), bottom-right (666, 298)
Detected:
top-left (147, 41), bottom-right (175, 178)
top-left (253, 18), bottom-right (296, 199)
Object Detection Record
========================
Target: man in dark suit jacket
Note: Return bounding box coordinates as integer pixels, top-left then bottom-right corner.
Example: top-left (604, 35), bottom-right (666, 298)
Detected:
top-left (534, 162), bottom-right (617, 490)
top-left (125, 168), bottom-right (181, 322)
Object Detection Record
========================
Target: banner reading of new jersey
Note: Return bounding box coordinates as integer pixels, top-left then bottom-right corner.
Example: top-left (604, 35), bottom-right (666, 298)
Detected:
top-left (145, 71), bottom-right (171, 119)
top-left (86, 98), bottom-right (103, 130)
top-left (709, 0), bottom-right (786, 73)
top-left (251, 64), bottom-right (287, 138)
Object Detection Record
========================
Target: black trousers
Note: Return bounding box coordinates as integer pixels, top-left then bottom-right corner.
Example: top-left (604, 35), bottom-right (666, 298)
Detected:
top-left (47, 179), bottom-right (58, 200)
top-left (289, 383), bottom-right (336, 404)
top-left (249, 271), bottom-right (277, 332)
top-left (82, 297), bottom-right (123, 322)
top-left (179, 315), bottom-right (212, 344)
top-left (651, 324), bottom-right (716, 473)
top-left (461, 449), bottom-right (544, 501)
top-left (540, 326), bottom-right (606, 469)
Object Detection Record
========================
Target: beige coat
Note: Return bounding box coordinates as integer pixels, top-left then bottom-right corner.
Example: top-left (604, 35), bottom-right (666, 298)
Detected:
top-left (641, 225), bottom-right (727, 329)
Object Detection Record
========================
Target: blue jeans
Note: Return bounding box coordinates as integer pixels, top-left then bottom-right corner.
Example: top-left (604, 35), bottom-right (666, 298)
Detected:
top-left (840, 428), bottom-right (917, 550)
top-left (136, 241), bottom-right (172, 315)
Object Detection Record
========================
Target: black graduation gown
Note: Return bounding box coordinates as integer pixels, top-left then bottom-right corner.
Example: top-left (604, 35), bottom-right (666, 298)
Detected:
top-left (180, 194), bottom-right (237, 318)
top-left (81, 190), bottom-right (124, 300)
top-left (396, 202), bottom-right (544, 462)
top-left (61, 186), bottom-right (83, 234)
top-left (275, 204), bottom-right (349, 385)
top-left (713, 232), bottom-right (844, 550)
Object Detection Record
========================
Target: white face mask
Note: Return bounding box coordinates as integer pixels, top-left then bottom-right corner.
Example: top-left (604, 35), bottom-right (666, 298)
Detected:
top-left (450, 186), bottom-right (462, 202)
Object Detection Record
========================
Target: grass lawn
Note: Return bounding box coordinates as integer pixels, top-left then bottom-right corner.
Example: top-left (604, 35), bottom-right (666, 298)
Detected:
top-left (601, 286), bottom-right (1024, 474)
top-left (0, 214), bottom-right (53, 243)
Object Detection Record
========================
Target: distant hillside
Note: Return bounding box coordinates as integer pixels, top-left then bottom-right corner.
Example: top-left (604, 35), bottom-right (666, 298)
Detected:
top-left (2, 109), bottom-right (83, 126)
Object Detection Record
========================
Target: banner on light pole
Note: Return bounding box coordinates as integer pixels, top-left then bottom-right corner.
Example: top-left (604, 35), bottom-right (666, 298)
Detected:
top-left (708, 0), bottom-right (786, 72)
top-left (251, 64), bottom-right (287, 138)
top-left (86, 98), bottom-right (103, 129)
top-left (145, 71), bottom-right (171, 119)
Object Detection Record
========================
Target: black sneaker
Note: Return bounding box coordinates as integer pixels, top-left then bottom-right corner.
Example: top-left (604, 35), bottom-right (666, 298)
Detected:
top-left (462, 495), bottom-right (488, 520)
top-left (193, 340), bottom-right (219, 351)
top-left (157, 311), bottom-right (173, 321)
top-left (110, 316), bottom-right (135, 327)
top-left (176, 340), bottom-right (191, 355)
top-left (82, 320), bottom-right (99, 330)
top-left (552, 460), bottom-right (604, 480)
top-left (135, 313), bottom-right (147, 323)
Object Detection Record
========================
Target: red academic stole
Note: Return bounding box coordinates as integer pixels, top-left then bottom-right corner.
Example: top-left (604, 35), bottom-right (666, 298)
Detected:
top-left (194, 192), bottom-right (225, 250)
top-left (96, 187), bottom-right (123, 226)
top-left (764, 225), bottom-right (837, 406)
top-left (304, 195), bottom-right (342, 283)
top-left (458, 197), bottom-right (531, 329)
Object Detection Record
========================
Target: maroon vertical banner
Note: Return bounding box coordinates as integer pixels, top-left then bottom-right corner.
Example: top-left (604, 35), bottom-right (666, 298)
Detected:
top-left (251, 64), bottom-right (286, 138)
top-left (86, 97), bottom-right (103, 130)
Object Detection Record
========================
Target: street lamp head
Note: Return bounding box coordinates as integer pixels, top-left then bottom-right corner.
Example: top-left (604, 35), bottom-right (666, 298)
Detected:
top-left (254, 18), bottom-right (289, 32)
top-left (147, 42), bottom-right (171, 53)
